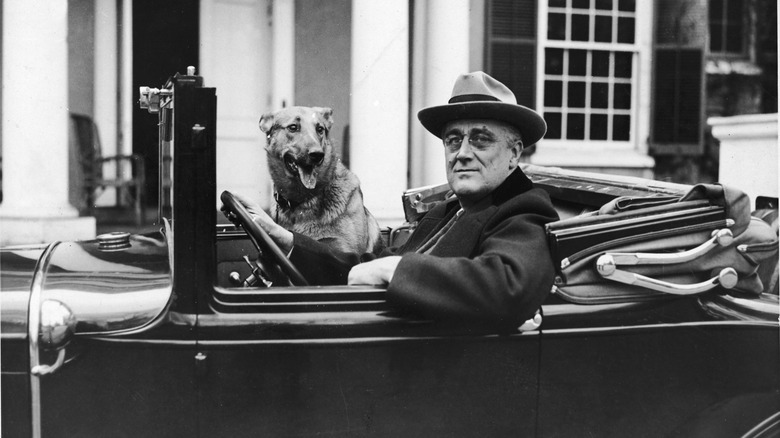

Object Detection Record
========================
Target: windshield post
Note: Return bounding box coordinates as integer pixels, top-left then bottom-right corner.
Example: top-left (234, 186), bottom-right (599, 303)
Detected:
top-left (140, 69), bottom-right (217, 314)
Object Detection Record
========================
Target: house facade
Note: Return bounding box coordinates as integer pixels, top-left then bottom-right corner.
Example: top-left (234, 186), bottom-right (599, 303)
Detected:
top-left (0, 0), bottom-right (776, 243)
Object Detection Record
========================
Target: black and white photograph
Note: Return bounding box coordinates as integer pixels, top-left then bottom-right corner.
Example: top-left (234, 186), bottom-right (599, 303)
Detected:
top-left (1, 0), bottom-right (778, 436)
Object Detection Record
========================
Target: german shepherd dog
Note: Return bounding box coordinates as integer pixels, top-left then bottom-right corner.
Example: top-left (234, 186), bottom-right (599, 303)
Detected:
top-left (259, 106), bottom-right (383, 254)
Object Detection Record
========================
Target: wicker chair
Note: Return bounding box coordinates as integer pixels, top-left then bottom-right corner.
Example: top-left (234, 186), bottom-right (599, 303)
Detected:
top-left (70, 113), bottom-right (146, 226)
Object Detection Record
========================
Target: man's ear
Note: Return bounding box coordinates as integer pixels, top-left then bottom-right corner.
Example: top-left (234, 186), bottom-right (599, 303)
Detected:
top-left (509, 140), bottom-right (524, 168)
top-left (313, 107), bottom-right (334, 132)
top-left (259, 112), bottom-right (276, 136)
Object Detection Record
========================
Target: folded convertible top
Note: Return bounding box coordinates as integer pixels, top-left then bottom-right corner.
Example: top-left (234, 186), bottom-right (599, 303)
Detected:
top-left (547, 183), bottom-right (778, 304)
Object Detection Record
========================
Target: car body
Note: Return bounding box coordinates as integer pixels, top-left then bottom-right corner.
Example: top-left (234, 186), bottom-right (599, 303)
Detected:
top-left (2, 72), bottom-right (779, 437)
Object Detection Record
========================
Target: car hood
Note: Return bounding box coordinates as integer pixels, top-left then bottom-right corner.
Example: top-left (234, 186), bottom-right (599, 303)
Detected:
top-left (0, 232), bottom-right (172, 337)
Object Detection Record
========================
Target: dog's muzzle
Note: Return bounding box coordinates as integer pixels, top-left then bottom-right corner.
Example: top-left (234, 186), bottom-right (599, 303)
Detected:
top-left (284, 151), bottom-right (322, 190)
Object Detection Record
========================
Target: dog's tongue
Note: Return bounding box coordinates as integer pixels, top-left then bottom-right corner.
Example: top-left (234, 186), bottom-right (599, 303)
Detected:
top-left (298, 167), bottom-right (317, 189)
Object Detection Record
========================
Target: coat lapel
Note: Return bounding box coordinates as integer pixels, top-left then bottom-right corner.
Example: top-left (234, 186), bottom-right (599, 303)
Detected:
top-left (428, 206), bottom-right (493, 256)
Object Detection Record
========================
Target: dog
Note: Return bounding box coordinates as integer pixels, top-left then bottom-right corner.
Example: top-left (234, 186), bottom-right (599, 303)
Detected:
top-left (259, 106), bottom-right (383, 254)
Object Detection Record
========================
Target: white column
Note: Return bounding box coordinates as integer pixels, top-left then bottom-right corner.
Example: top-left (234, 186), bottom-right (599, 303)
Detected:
top-left (0, 0), bottom-right (95, 245)
top-left (410, 0), bottom-right (471, 188)
top-left (710, 114), bottom-right (779, 205)
top-left (94, 0), bottom-right (119, 205)
top-left (350, 0), bottom-right (409, 226)
top-left (272, 0), bottom-right (295, 109)
top-left (120, 0), bottom-right (134, 158)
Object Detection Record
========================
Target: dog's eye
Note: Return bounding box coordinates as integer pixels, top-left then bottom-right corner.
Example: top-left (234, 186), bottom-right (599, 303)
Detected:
top-left (287, 124), bottom-right (299, 133)
top-left (316, 125), bottom-right (326, 135)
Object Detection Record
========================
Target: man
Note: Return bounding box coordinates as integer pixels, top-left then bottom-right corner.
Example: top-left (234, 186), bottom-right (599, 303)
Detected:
top-left (235, 72), bottom-right (559, 329)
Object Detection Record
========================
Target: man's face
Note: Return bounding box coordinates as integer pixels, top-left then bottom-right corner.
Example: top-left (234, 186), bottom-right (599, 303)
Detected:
top-left (442, 120), bottom-right (522, 207)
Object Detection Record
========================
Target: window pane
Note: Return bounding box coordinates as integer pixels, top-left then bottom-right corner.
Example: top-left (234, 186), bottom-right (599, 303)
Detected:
top-left (614, 83), bottom-right (631, 109)
top-left (595, 16), bottom-right (612, 43)
top-left (549, 0), bottom-right (566, 8)
top-left (567, 113), bottom-right (586, 139)
top-left (545, 80), bottom-right (563, 106)
top-left (710, 24), bottom-right (724, 51)
top-left (572, 0), bottom-right (590, 10)
top-left (595, 0), bottom-right (613, 11)
top-left (618, 0), bottom-right (635, 12)
top-left (613, 114), bottom-right (630, 140)
top-left (614, 52), bottom-right (632, 78)
top-left (592, 50), bottom-right (610, 76)
top-left (710, 0), bottom-right (723, 20)
top-left (546, 48), bottom-right (564, 75)
top-left (617, 16), bottom-right (634, 44)
top-left (548, 13), bottom-right (567, 40)
top-left (571, 14), bottom-right (590, 41)
top-left (592, 82), bottom-right (609, 108)
top-left (725, 23), bottom-right (743, 52)
top-left (545, 112), bottom-right (562, 139)
top-left (568, 81), bottom-right (586, 107)
top-left (569, 50), bottom-right (587, 76)
top-left (727, 0), bottom-right (743, 17)
top-left (591, 114), bottom-right (608, 140)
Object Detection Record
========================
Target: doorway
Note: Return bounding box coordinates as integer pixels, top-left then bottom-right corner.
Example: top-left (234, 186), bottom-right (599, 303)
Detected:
top-left (132, 0), bottom-right (200, 205)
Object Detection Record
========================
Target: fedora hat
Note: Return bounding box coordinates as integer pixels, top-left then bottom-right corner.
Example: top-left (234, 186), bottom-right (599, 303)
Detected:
top-left (418, 71), bottom-right (546, 145)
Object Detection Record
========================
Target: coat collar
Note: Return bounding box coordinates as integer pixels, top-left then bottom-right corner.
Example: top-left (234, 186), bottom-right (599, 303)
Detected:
top-left (491, 167), bottom-right (534, 205)
top-left (397, 168), bottom-right (534, 254)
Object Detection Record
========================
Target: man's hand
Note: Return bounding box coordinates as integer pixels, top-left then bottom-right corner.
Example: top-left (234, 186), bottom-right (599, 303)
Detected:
top-left (347, 256), bottom-right (402, 286)
top-left (221, 193), bottom-right (294, 254)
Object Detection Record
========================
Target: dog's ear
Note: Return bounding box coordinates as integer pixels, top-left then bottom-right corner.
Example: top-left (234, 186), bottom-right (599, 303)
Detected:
top-left (313, 107), bottom-right (334, 132)
top-left (258, 112), bottom-right (276, 136)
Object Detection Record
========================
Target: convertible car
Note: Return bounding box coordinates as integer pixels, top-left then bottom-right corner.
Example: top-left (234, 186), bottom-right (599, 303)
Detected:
top-left (2, 71), bottom-right (779, 437)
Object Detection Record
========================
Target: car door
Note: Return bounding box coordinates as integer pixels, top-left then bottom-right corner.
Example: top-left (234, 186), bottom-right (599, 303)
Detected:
top-left (536, 293), bottom-right (780, 437)
top-left (195, 284), bottom-right (542, 437)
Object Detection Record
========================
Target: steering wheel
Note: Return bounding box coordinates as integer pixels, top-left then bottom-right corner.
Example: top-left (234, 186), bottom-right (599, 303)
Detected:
top-left (220, 191), bottom-right (309, 286)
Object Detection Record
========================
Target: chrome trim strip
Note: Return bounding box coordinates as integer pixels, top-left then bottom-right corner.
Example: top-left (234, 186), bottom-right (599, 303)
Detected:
top-left (714, 294), bottom-right (780, 316)
top-left (212, 285), bottom-right (386, 296)
top-left (84, 337), bottom-right (198, 346)
top-left (211, 295), bottom-right (386, 307)
top-left (195, 332), bottom-right (540, 346)
top-left (541, 320), bottom-right (779, 336)
top-left (27, 241), bottom-right (60, 438)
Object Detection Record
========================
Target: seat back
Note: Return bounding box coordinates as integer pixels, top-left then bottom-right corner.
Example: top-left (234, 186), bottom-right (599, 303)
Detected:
top-left (70, 113), bottom-right (103, 182)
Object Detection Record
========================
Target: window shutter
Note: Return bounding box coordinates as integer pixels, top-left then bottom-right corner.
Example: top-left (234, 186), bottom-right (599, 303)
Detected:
top-left (486, 0), bottom-right (537, 108)
top-left (652, 48), bottom-right (704, 146)
top-left (650, 0), bottom-right (706, 155)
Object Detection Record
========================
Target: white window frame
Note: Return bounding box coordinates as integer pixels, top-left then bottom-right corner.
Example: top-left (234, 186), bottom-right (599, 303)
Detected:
top-left (531, 0), bottom-right (654, 172)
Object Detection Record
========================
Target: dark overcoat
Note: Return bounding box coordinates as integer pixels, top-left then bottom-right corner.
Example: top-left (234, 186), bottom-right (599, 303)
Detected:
top-left (290, 168), bottom-right (559, 328)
